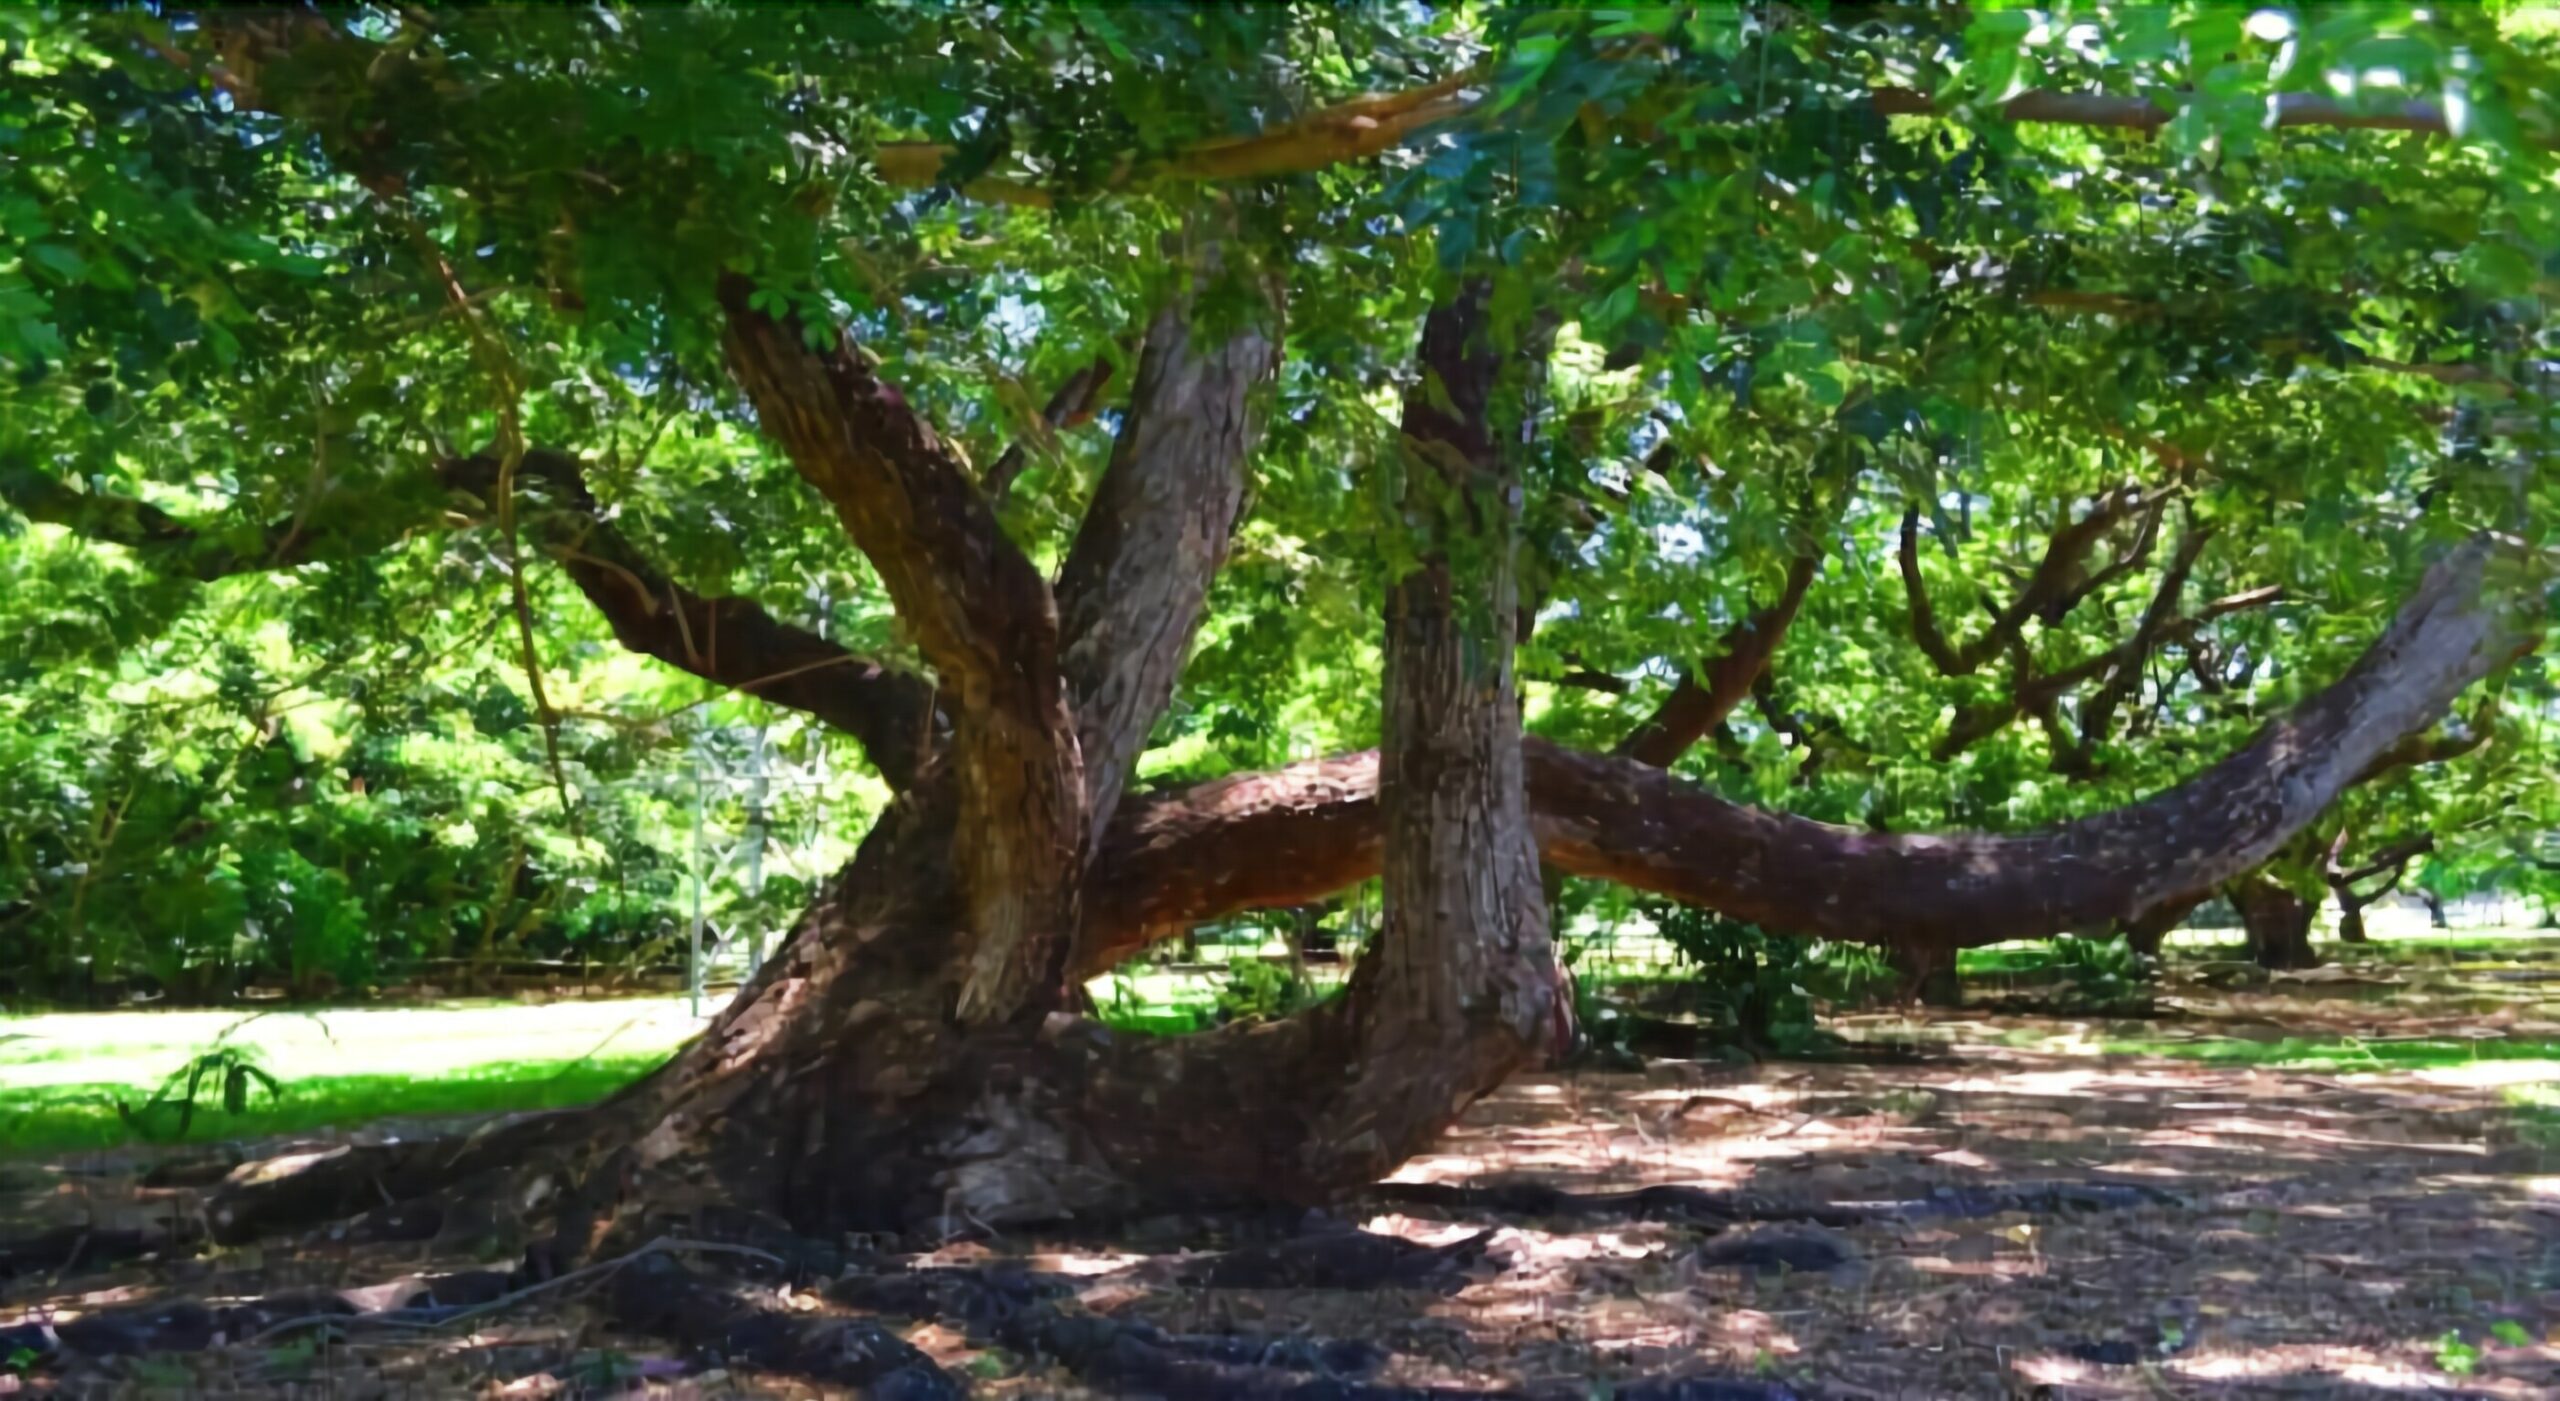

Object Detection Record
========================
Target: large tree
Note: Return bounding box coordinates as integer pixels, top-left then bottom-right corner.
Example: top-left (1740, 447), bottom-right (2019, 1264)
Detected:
top-left (3, 3), bottom-right (2553, 1242)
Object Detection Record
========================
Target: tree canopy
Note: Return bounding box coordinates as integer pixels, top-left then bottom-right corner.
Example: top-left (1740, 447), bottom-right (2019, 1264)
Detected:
top-left (0, 1), bottom-right (2556, 1241)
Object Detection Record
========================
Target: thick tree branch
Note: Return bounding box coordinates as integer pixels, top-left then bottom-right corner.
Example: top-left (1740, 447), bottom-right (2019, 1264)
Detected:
top-left (717, 278), bottom-right (1083, 1023)
top-left (1614, 545), bottom-right (1824, 768)
top-left (4, 453), bottom-right (944, 788)
top-left (450, 452), bottom-right (941, 789)
top-left (1079, 535), bottom-right (2534, 971)
top-left (1054, 269), bottom-right (1280, 838)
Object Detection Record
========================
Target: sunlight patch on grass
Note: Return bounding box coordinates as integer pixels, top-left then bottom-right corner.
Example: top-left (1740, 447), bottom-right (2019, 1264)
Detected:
top-left (2104, 1034), bottom-right (2560, 1072)
top-left (2, 1057), bottom-right (672, 1158)
top-left (0, 998), bottom-right (709, 1159)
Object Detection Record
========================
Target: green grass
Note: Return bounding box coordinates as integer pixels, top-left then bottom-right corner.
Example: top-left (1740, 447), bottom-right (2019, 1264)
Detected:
top-left (1956, 922), bottom-right (2560, 979)
top-left (0, 999), bottom-right (702, 1160)
top-left (2102, 1034), bottom-right (2560, 1072)
top-left (2, 1057), bottom-right (671, 1157)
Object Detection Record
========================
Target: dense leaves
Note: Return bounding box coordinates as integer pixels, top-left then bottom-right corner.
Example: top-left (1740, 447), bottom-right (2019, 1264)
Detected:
top-left (0, 2), bottom-right (2554, 1001)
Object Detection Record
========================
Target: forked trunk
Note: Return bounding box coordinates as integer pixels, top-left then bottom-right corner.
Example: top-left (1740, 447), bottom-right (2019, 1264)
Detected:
top-left (555, 285), bottom-right (1558, 1236)
top-left (2232, 876), bottom-right (2320, 970)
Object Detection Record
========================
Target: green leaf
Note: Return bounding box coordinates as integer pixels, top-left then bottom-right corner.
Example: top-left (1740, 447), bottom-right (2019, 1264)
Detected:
top-left (2458, 241), bottom-right (2538, 297)
top-left (25, 243), bottom-right (85, 283)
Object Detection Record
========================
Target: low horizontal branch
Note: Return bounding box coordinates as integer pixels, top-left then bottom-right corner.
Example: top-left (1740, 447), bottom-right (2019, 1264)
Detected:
top-left (1081, 536), bottom-right (2532, 970)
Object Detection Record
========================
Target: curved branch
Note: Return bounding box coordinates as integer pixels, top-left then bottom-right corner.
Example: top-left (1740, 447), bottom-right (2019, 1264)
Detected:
top-left (1078, 536), bottom-right (2533, 971)
top-left (1613, 546), bottom-right (1823, 768)
top-left (717, 279), bottom-right (1082, 1022)
top-left (453, 452), bottom-right (941, 788)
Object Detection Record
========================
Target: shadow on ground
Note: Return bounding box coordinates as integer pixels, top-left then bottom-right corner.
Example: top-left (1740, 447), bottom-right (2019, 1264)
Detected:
top-left (5, 971), bottom-right (2559, 1399)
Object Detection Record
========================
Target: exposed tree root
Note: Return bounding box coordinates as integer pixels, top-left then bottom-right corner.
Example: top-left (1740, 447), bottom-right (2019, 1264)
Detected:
top-left (608, 1252), bottom-right (962, 1398)
top-left (0, 1199), bottom-right (1834, 1397)
top-left (0, 1268), bottom-right (513, 1362)
top-left (0, 1110), bottom-right (597, 1284)
top-left (1180, 1224), bottom-right (1499, 1291)
top-left (824, 1256), bottom-right (1806, 1400)
top-left (1369, 1177), bottom-right (2181, 1226)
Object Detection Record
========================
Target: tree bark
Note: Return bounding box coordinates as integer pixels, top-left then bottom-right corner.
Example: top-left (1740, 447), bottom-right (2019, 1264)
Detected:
top-left (1055, 267), bottom-right (1280, 838)
top-left (2231, 876), bottom-right (2319, 970)
top-left (425, 287), bottom-right (1560, 1237)
top-left (1078, 535), bottom-right (2526, 971)
top-left (718, 277), bottom-right (1085, 1024)
top-left (1887, 943), bottom-right (1961, 1006)
top-left (2119, 893), bottom-right (2204, 960)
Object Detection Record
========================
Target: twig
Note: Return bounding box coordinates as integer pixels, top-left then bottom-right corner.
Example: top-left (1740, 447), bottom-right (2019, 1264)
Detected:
top-left (401, 215), bottom-right (578, 829)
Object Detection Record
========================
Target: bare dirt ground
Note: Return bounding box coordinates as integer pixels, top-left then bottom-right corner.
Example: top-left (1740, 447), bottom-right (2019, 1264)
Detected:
top-left (7, 980), bottom-right (2559, 1399)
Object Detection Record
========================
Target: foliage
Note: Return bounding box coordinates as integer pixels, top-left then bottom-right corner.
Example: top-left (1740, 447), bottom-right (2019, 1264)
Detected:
top-left (1210, 955), bottom-right (1326, 1025)
top-left (2047, 933), bottom-right (2157, 1013)
top-left (113, 1044), bottom-right (281, 1142)
top-left (0, 2), bottom-right (2551, 1009)
top-left (1644, 902), bottom-right (1895, 1052)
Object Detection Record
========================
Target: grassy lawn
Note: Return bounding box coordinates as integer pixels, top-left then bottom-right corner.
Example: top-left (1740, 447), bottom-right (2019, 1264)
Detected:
top-left (1, 999), bottom-right (703, 1158)
top-left (8, 918), bottom-right (2551, 1160)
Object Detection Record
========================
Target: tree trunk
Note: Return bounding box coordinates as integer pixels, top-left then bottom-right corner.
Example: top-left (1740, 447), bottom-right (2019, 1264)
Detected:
top-left (2232, 877), bottom-right (2319, 970)
top-left (2422, 888), bottom-right (2448, 928)
top-left (2333, 892), bottom-right (2370, 944)
top-left (1887, 942), bottom-right (1962, 1006)
top-left (450, 286), bottom-right (1558, 1237)
top-left (2118, 892), bottom-right (2203, 960)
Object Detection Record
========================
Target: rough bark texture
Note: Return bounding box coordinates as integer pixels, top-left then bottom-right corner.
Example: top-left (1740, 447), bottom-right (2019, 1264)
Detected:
top-left (1055, 277), bottom-right (1280, 838)
top-left (719, 278), bottom-right (1084, 1024)
top-left (24, 443), bottom-right (2529, 990)
top-left (1080, 536), bottom-right (2529, 970)
top-left (433, 289), bottom-right (1561, 1238)
top-left (1318, 282), bottom-right (1556, 1176)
